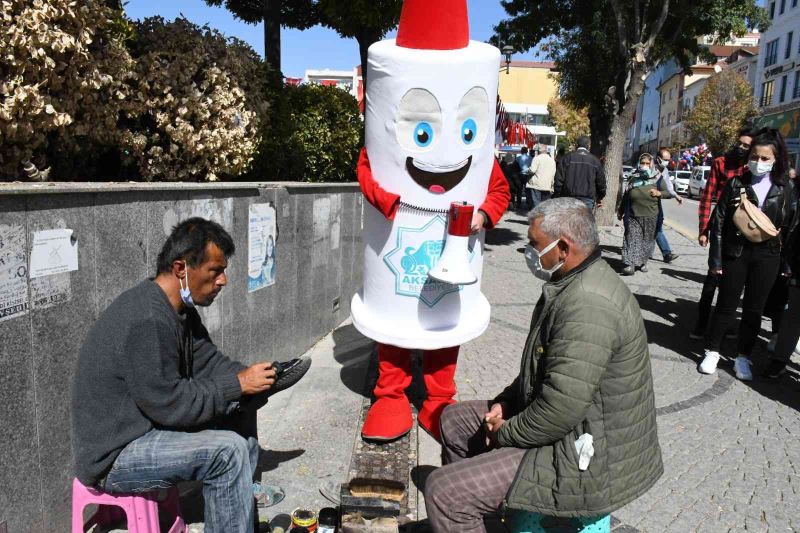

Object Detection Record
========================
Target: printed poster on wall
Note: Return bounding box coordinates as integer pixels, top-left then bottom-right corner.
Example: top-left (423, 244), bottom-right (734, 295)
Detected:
top-left (0, 224), bottom-right (30, 322)
top-left (248, 203), bottom-right (277, 293)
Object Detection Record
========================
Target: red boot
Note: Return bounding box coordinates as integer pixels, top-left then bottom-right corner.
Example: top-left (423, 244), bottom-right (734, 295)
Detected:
top-left (361, 344), bottom-right (413, 441)
top-left (417, 347), bottom-right (459, 442)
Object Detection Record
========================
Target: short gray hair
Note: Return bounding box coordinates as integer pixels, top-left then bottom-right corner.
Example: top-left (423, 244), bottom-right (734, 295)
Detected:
top-left (528, 198), bottom-right (600, 252)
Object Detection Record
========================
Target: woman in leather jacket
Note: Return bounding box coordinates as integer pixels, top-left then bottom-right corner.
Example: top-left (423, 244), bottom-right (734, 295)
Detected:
top-left (699, 129), bottom-right (798, 380)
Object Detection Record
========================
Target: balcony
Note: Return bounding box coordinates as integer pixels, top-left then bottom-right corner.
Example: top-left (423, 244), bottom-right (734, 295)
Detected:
top-left (761, 94), bottom-right (774, 107)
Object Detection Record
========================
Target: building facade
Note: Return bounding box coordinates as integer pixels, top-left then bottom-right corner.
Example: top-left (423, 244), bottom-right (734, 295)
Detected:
top-left (754, 0), bottom-right (800, 171)
top-left (497, 61), bottom-right (564, 151)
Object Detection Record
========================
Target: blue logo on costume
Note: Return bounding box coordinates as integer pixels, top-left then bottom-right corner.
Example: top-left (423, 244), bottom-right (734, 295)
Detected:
top-left (383, 217), bottom-right (474, 308)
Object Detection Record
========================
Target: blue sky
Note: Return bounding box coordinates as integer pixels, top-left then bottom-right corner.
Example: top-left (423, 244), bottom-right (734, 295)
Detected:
top-left (123, 1), bottom-right (541, 78)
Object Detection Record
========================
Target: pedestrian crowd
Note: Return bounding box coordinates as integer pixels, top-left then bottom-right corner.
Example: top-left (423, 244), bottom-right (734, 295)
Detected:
top-left (499, 126), bottom-right (800, 381)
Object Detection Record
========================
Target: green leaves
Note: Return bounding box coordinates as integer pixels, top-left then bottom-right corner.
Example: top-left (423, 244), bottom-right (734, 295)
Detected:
top-left (251, 83), bottom-right (361, 183)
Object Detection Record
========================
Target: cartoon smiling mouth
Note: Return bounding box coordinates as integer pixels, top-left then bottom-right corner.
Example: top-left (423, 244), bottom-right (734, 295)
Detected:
top-left (406, 156), bottom-right (472, 194)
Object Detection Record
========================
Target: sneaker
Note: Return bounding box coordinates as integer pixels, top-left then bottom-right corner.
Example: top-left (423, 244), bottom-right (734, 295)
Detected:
top-left (767, 334), bottom-right (778, 353)
top-left (664, 253), bottom-right (680, 264)
top-left (689, 328), bottom-right (705, 340)
top-left (639, 265), bottom-right (649, 273)
top-left (253, 482), bottom-right (285, 508)
top-left (765, 359), bottom-right (788, 379)
top-left (622, 266), bottom-right (635, 276)
top-left (733, 356), bottom-right (753, 381)
top-left (699, 350), bottom-right (721, 374)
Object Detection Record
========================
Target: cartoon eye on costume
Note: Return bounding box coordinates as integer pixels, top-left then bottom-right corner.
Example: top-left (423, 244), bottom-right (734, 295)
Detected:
top-left (415, 122), bottom-right (434, 147)
top-left (457, 87), bottom-right (489, 149)
top-left (396, 89), bottom-right (442, 152)
top-left (461, 118), bottom-right (477, 145)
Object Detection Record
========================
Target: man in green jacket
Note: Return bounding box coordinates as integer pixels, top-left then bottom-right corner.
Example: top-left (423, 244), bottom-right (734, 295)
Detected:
top-left (425, 198), bottom-right (663, 532)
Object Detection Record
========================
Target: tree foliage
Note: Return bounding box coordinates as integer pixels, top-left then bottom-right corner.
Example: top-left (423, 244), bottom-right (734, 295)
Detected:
top-left (203, 0), bottom-right (318, 71)
top-left (547, 98), bottom-right (590, 149)
top-left (493, 0), bottom-right (767, 224)
top-left (252, 83), bottom-right (361, 183)
top-left (0, 0), bottom-right (135, 178)
top-left (315, 0), bottom-right (402, 87)
top-left (685, 69), bottom-right (757, 156)
top-left (119, 17), bottom-right (269, 182)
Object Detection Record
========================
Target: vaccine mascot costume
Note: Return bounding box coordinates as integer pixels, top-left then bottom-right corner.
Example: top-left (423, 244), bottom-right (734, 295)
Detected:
top-left (351, 0), bottom-right (510, 442)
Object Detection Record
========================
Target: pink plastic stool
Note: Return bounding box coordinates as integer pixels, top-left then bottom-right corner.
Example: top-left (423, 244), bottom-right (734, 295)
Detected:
top-left (71, 478), bottom-right (188, 533)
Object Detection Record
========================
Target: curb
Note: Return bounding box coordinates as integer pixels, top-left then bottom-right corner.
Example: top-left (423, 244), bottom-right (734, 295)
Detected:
top-left (663, 219), bottom-right (698, 243)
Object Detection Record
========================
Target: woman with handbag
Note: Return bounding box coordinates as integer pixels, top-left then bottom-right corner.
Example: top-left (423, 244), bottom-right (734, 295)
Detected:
top-left (699, 129), bottom-right (798, 380)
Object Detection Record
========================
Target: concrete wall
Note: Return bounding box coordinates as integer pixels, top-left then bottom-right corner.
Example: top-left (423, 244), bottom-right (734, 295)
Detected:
top-left (0, 182), bottom-right (364, 532)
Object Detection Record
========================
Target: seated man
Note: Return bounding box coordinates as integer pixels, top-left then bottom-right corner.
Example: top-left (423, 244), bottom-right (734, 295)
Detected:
top-left (424, 198), bottom-right (663, 532)
top-left (72, 218), bottom-right (306, 532)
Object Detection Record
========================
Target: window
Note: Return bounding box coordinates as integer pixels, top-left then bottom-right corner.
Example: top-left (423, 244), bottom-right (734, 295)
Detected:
top-left (795, 70), bottom-right (800, 99)
top-left (770, 1), bottom-right (776, 18)
top-left (787, 32), bottom-right (794, 59)
top-left (765, 39), bottom-right (780, 67)
top-left (793, 0), bottom-right (798, 7)
top-left (780, 75), bottom-right (788, 102)
top-left (780, 0), bottom-right (786, 14)
top-left (669, 88), bottom-right (673, 100)
top-left (761, 80), bottom-right (775, 106)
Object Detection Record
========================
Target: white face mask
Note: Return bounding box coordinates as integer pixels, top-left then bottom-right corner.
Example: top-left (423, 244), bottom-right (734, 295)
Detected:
top-left (525, 241), bottom-right (565, 282)
top-left (179, 265), bottom-right (195, 308)
top-left (748, 160), bottom-right (774, 177)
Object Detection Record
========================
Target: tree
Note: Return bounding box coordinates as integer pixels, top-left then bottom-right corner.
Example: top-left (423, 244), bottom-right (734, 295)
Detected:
top-left (685, 69), bottom-right (757, 156)
top-left (119, 17), bottom-right (269, 181)
top-left (0, 0), bottom-right (134, 179)
top-left (204, 0), bottom-right (317, 73)
top-left (547, 98), bottom-right (590, 149)
top-left (315, 0), bottom-right (402, 90)
top-left (494, 0), bottom-right (767, 225)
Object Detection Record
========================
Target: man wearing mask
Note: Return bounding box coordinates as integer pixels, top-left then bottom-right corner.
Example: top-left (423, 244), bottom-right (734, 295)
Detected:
top-left (72, 218), bottom-right (310, 532)
top-left (424, 198), bottom-right (662, 532)
top-left (690, 128), bottom-right (755, 340)
top-left (654, 148), bottom-right (682, 263)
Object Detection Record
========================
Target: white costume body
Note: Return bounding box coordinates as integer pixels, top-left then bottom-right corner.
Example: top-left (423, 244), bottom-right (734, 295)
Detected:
top-left (350, 39), bottom-right (501, 350)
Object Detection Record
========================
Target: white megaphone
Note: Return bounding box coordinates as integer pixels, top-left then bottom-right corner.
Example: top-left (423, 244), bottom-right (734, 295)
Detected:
top-left (428, 202), bottom-right (478, 286)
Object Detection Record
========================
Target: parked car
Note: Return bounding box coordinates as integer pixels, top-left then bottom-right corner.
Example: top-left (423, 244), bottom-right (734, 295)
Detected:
top-left (688, 166), bottom-right (711, 198)
top-left (669, 170), bottom-right (691, 195)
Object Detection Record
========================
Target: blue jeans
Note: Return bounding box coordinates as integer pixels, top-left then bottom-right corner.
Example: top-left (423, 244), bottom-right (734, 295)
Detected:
top-left (526, 188), bottom-right (551, 210)
top-left (576, 197), bottom-right (595, 211)
top-left (102, 396), bottom-right (267, 533)
top-left (655, 230), bottom-right (672, 258)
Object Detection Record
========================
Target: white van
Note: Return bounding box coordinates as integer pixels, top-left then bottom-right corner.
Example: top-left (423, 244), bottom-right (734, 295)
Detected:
top-left (688, 166), bottom-right (711, 199)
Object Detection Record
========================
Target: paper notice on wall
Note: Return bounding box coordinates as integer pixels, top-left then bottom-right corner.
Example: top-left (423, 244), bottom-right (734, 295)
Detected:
top-left (29, 229), bottom-right (78, 278)
top-left (30, 273), bottom-right (71, 310)
top-left (0, 224), bottom-right (30, 323)
top-left (248, 203), bottom-right (277, 293)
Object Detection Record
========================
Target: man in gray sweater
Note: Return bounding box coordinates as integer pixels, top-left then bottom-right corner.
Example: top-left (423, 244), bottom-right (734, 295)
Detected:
top-left (72, 218), bottom-right (291, 532)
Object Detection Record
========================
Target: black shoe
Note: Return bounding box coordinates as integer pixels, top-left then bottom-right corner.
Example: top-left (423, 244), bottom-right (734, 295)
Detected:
top-left (765, 359), bottom-right (788, 379)
top-left (664, 253), bottom-right (680, 263)
top-left (268, 357), bottom-right (312, 397)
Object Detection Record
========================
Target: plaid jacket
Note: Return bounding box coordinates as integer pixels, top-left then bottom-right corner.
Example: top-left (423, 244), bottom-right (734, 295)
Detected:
top-left (698, 155), bottom-right (746, 237)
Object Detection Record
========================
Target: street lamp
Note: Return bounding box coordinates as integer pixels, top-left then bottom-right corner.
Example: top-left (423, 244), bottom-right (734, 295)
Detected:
top-left (502, 45), bottom-right (514, 74)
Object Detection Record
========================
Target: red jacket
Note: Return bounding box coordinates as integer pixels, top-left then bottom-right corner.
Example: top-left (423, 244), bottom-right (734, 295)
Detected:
top-left (698, 155), bottom-right (746, 237)
top-left (356, 148), bottom-right (510, 228)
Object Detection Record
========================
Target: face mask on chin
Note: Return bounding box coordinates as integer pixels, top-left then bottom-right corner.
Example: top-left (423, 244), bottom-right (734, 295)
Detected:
top-left (179, 264), bottom-right (195, 308)
top-left (748, 160), bottom-right (774, 177)
top-left (525, 241), bottom-right (565, 282)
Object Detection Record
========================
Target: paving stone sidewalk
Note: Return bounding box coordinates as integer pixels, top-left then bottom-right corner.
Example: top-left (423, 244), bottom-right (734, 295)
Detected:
top-left (99, 210), bottom-right (800, 533)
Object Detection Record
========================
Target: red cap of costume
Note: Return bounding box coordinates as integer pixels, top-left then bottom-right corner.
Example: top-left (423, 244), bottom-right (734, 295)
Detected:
top-left (396, 0), bottom-right (470, 50)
